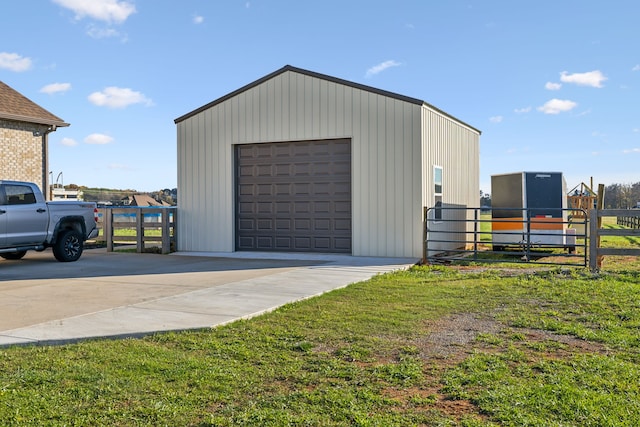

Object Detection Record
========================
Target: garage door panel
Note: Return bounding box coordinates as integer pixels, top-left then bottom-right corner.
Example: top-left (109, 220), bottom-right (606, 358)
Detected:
top-left (315, 219), bottom-right (330, 231)
top-left (334, 238), bottom-right (351, 251)
top-left (256, 145), bottom-right (272, 157)
top-left (334, 218), bottom-right (351, 231)
top-left (275, 164), bottom-right (292, 176)
top-left (236, 139), bottom-right (351, 253)
top-left (257, 202), bottom-right (272, 213)
top-left (275, 183), bottom-right (290, 195)
top-left (276, 219), bottom-right (291, 230)
top-left (256, 236), bottom-right (274, 249)
top-left (333, 161), bottom-right (350, 175)
top-left (238, 236), bottom-right (255, 249)
top-left (239, 184), bottom-right (255, 196)
top-left (334, 201), bottom-right (351, 213)
top-left (256, 165), bottom-right (272, 176)
top-left (276, 202), bottom-right (291, 214)
top-left (238, 219), bottom-right (254, 231)
top-left (257, 219), bottom-right (273, 230)
top-left (314, 201), bottom-right (330, 213)
top-left (293, 237), bottom-right (311, 249)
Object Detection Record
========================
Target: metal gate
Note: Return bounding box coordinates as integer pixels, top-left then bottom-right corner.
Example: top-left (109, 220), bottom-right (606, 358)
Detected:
top-left (423, 206), bottom-right (588, 266)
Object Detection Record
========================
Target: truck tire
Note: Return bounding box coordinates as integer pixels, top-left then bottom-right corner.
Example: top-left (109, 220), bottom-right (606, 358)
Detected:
top-left (0, 251), bottom-right (27, 260)
top-left (53, 229), bottom-right (84, 262)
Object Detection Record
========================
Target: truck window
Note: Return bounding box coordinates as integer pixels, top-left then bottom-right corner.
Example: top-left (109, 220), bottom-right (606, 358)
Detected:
top-left (4, 184), bottom-right (37, 205)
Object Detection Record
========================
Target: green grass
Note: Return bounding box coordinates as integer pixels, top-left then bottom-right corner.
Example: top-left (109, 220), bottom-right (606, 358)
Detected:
top-left (1, 264), bottom-right (640, 425)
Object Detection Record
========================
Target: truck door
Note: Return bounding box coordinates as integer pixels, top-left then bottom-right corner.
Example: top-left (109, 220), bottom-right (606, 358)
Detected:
top-left (2, 183), bottom-right (49, 247)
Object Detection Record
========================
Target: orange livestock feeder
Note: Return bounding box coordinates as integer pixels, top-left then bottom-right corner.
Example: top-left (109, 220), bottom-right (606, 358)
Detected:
top-left (491, 172), bottom-right (569, 251)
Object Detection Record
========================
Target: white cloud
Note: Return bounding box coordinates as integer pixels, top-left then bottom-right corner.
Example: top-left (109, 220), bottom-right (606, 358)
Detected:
top-left (88, 86), bottom-right (153, 108)
top-left (193, 15), bottom-right (204, 24)
top-left (87, 25), bottom-right (123, 39)
top-left (52, 0), bottom-right (136, 24)
top-left (633, 65), bottom-right (640, 71)
top-left (560, 70), bottom-right (607, 88)
top-left (537, 99), bottom-right (578, 114)
top-left (60, 137), bottom-right (78, 146)
top-left (84, 133), bottom-right (114, 145)
top-left (545, 82), bottom-right (562, 90)
top-left (365, 60), bottom-right (401, 78)
top-left (634, 128), bottom-right (640, 133)
top-left (623, 148), bottom-right (640, 154)
top-left (40, 82), bottom-right (71, 94)
top-left (514, 106), bottom-right (532, 114)
top-left (0, 52), bottom-right (32, 72)
top-left (489, 115), bottom-right (503, 123)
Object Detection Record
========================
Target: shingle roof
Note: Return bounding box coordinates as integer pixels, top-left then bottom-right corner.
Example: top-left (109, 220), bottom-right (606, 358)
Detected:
top-left (124, 194), bottom-right (171, 207)
top-left (0, 81), bottom-right (69, 127)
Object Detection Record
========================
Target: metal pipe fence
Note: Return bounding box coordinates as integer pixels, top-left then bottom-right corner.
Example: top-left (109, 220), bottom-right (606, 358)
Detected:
top-left (423, 206), bottom-right (588, 267)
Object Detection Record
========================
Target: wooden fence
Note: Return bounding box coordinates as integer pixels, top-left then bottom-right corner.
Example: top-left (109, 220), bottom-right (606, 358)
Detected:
top-left (95, 207), bottom-right (177, 254)
top-left (617, 214), bottom-right (640, 229)
top-left (590, 209), bottom-right (640, 272)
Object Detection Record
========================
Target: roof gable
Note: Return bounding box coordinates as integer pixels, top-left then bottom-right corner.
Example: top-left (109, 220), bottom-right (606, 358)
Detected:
top-left (174, 65), bottom-right (480, 133)
top-left (0, 81), bottom-right (69, 127)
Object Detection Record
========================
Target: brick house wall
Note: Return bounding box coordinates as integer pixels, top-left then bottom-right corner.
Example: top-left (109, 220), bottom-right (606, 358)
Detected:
top-left (0, 81), bottom-right (69, 198)
top-left (0, 119), bottom-right (48, 188)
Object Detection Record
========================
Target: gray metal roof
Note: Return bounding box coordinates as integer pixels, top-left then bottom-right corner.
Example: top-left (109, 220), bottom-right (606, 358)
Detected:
top-left (174, 65), bottom-right (481, 134)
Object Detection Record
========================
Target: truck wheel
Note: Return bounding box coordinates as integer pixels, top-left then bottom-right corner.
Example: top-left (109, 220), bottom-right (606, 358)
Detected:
top-left (1, 251), bottom-right (27, 260)
top-left (53, 229), bottom-right (84, 262)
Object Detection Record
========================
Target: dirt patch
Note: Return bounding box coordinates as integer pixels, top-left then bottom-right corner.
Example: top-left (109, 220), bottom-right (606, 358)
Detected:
top-left (415, 312), bottom-right (609, 363)
top-left (417, 313), bottom-right (503, 361)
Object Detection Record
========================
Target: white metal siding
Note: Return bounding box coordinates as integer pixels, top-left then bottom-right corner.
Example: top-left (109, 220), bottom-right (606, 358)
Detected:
top-left (177, 69), bottom-right (478, 257)
top-left (422, 106), bottom-right (481, 252)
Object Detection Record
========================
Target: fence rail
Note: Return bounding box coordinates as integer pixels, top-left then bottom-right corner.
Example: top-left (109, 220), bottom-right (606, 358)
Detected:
top-left (423, 206), bottom-right (588, 267)
top-left (424, 206), bottom-right (640, 271)
top-left (94, 207), bottom-right (177, 254)
top-left (590, 209), bottom-right (640, 272)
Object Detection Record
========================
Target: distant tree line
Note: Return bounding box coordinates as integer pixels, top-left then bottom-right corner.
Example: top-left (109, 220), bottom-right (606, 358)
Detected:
top-left (480, 190), bottom-right (491, 207)
top-left (604, 182), bottom-right (640, 209)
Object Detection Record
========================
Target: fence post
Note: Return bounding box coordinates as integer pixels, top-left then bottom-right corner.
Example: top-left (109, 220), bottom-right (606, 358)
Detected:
top-left (422, 207), bottom-right (428, 264)
top-left (473, 208), bottom-right (478, 260)
top-left (136, 208), bottom-right (143, 253)
top-left (105, 208), bottom-right (113, 252)
top-left (161, 209), bottom-right (171, 254)
top-left (589, 209), bottom-right (598, 272)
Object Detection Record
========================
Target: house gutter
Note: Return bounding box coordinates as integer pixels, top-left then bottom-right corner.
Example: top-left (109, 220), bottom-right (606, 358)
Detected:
top-left (36, 124), bottom-right (68, 201)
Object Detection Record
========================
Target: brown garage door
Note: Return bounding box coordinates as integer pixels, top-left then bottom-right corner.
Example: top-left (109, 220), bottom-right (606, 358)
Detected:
top-left (235, 139), bottom-right (351, 253)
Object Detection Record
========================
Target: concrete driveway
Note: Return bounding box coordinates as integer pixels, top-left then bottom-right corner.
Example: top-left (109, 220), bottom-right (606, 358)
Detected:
top-left (0, 248), bottom-right (416, 347)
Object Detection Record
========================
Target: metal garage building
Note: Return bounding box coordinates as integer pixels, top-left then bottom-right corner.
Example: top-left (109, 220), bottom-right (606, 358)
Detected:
top-left (174, 65), bottom-right (480, 258)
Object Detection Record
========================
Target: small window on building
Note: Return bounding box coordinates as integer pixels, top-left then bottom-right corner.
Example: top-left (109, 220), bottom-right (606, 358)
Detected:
top-left (434, 166), bottom-right (443, 221)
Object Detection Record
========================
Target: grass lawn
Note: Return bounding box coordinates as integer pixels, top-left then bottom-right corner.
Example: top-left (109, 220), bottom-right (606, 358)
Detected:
top-left (2, 260), bottom-right (640, 425)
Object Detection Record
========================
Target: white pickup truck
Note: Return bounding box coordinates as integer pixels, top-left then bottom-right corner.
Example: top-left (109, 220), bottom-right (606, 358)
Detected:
top-left (0, 180), bottom-right (99, 262)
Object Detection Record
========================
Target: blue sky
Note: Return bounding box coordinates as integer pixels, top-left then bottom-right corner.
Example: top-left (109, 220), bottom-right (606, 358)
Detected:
top-left (1, 0), bottom-right (638, 193)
